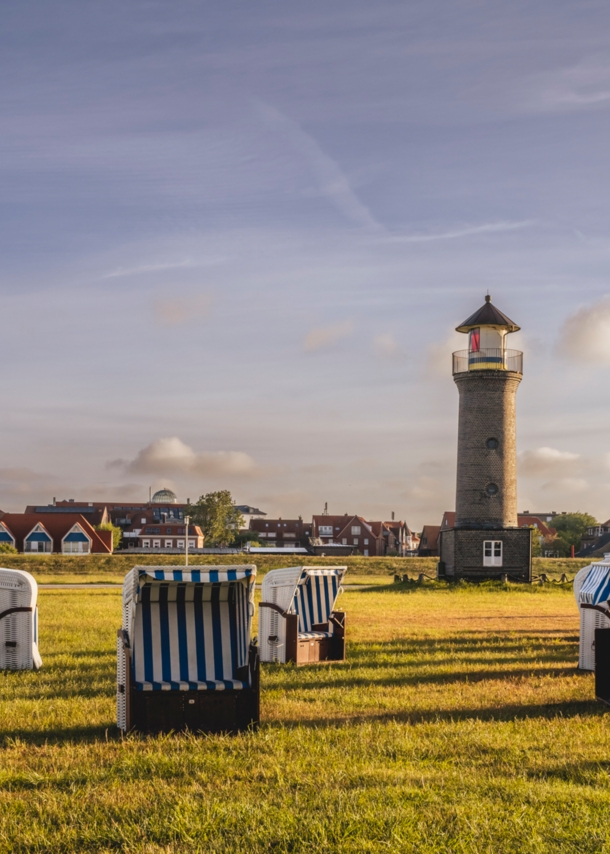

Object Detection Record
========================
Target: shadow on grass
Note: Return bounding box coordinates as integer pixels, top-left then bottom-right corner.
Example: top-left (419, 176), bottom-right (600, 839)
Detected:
top-left (278, 698), bottom-right (605, 727)
top-left (0, 723), bottom-right (118, 746)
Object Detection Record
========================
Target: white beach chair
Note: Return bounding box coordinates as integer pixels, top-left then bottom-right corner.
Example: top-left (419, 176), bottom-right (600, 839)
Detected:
top-left (117, 565), bottom-right (259, 734)
top-left (0, 568), bottom-right (42, 670)
top-left (574, 554), bottom-right (610, 671)
top-left (259, 566), bottom-right (347, 664)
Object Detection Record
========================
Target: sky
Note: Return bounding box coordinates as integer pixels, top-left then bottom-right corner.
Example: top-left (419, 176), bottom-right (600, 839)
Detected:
top-left (2, 0), bottom-right (610, 529)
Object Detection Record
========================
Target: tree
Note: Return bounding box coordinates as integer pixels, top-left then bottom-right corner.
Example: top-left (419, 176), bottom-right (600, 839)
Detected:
top-left (96, 523), bottom-right (123, 551)
top-left (528, 525), bottom-right (542, 557)
top-left (549, 512), bottom-right (598, 557)
top-left (187, 491), bottom-right (244, 547)
top-left (0, 543), bottom-right (17, 554)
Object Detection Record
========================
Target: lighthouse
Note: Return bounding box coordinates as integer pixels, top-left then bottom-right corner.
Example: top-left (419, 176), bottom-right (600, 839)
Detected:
top-left (439, 295), bottom-right (532, 581)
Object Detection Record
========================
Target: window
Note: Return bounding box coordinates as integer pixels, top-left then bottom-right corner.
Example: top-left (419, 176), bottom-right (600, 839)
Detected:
top-left (342, 538), bottom-right (347, 544)
top-left (141, 518), bottom-right (146, 524)
top-left (483, 540), bottom-right (503, 567)
top-left (188, 539), bottom-right (196, 547)
top-left (486, 483), bottom-right (499, 496)
top-left (469, 327), bottom-right (480, 352)
top-left (353, 538), bottom-right (359, 545)
top-left (153, 539), bottom-right (161, 548)
top-left (364, 549), bottom-right (369, 556)
top-left (142, 539), bottom-right (150, 548)
top-left (177, 540), bottom-right (184, 548)
top-left (164, 540), bottom-right (173, 548)
top-left (486, 437), bottom-right (499, 450)
top-left (63, 541), bottom-right (90, 554)
top-left (166, 528), bottom-right (172, 534)
top-left (319, 525), bottom-right (333, 537)
top-left (351, 526), bottom-right (361, 535)
top-left (364, 538), bottom-right (369, 545)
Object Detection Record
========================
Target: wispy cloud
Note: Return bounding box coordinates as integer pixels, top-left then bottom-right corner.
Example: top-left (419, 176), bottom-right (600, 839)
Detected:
top-left (303, 319), bottom-right (354, 353)
top-left (255, 100), bottom-right (383, 232)
top-left (372, 332), bottom-right (405, 360)
top-left (122, 437), bottom-right (260, 478)
top-left (153, 293), bottom-right (214, 327)
top-left (521, 59), bottom-right (610, 113)
top-left (518, 447), bottom-right (581, 477)
top-left (102, 261), bottom-right (196, 279)
top-left (381, 220), bottom-right (535, 244)
top-left (557, 295), bottom-right (610, 363)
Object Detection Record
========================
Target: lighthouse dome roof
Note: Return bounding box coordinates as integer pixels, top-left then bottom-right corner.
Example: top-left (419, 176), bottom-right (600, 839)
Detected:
top-left (456, 294), bottom-right (520, 333)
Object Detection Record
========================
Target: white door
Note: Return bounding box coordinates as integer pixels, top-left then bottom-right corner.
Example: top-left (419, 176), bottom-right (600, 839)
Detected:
top-left (483, 540), bottom-right (503, 567)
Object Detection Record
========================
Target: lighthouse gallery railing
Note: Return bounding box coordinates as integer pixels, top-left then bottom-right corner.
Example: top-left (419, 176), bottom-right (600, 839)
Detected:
top-left (452, 348), bottom-right (523, 375)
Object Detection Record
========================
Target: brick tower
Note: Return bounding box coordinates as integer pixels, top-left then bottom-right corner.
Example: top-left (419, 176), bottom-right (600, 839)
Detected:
top-left (439, 295), bottom-right (532, 581)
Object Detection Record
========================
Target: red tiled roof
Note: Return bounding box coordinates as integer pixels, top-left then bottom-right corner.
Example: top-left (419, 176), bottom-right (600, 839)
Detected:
top-left (0, 513), bottom-right (113, 553)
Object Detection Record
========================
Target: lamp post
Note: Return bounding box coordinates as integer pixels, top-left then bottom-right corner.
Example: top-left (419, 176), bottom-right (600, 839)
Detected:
top-left (185, 515), bottom-right (190, 567)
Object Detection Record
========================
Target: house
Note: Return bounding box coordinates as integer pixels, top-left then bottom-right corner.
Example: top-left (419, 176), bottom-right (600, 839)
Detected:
top-left (311, 513), bottom-right (414, 557)
top-left (0, 513), bottom-right (113, 554)
top-left (418, 525), bottom-right (441, 557)
top-left (249, 517), bottom-right (311, 548)
top-left (137, 521), bottom-right (204, 550)
top-left (236, 505), bottom-right (266, 530)
top-left (577, 520), bottom-right (610, 558)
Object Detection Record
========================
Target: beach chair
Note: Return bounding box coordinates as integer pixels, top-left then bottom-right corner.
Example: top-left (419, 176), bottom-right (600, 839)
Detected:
top-left (0, 568), bottom-right (42, 671)
top-left (259, 566), bottom-right (347, 665)
top-left (574, 555), bottom-right (610, 672)
top-left (117, 565), bottom-right (259, 734)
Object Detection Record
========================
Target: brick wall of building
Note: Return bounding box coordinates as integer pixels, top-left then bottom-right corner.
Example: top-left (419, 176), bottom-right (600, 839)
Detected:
top-left (439, 527), bottom-right (531, 581)
top-left (454, 370), bottom-right (521, 528)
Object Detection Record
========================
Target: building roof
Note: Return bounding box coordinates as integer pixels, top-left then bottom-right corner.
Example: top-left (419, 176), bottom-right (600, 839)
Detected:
top-left (419, 525), bottom-right (441, 549)
top-left (250, 518), bottom-right (310, 534)
top-left (456, 295), bottom-right (520, 334)
top-left (236, 505), bottom-right (266, 516)
top-left (0, 513), bottom-right (113, 552)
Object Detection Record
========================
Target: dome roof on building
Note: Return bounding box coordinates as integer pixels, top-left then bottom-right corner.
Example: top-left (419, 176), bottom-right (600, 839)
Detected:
top-left (456, 295), bottom-right (520, 333)
top-left (151, 488), bottom-right (178, 504)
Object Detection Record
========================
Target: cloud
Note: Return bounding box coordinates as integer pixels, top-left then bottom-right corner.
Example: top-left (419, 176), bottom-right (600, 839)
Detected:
top-left (255, 101), bottom-right (382, 232)
top-left (153, 293), bottom-right (213, 327)
top-left (518, 447), bottom-right (581, 477)
top-left (123, 437), bottom-right (259, 478)
top-left (540, 477), bottom-right (588, 494)
top-left (558, 295), bottom-right (610, 363)
top-left (102, 260), bottom-right (196, 279)
top-left (381, 220), bottom-right (535, 244)
top-left (372, 332), bottom-right (405, 360)
top-left (521, 60), bottom-right (610, 113)
top-left (426, 332), bottom-right (464, 377)
top-left (303, 319), bottom-right (354, 352)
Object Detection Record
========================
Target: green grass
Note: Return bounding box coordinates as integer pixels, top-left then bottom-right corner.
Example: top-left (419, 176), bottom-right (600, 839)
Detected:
top-left (1, 582), bottom-right (608, 852)
top-left (0, 553), bottom-right (592, 585)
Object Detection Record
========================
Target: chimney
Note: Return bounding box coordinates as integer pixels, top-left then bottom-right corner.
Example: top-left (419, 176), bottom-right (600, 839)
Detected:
top-left (392, 511), bottom-right (395, 521)
top-left (52, 497), bottom-right (56, 506)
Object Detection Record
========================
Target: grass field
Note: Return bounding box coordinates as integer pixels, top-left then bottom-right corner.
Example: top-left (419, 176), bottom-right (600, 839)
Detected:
top-left (1, 579), bottom-right (608, 852)
top-left (0, 553), bottom-right (592, 585)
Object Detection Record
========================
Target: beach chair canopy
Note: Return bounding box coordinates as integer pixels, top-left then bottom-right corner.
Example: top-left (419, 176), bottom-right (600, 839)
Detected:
top-left (575, 555), bottom-right (610, 609)
top-left (122, 566), bottom-right (256, 691)
top-left (262, 566), bottom-right (346, 638)
top-left (0, 568), bottom-right (42, 670)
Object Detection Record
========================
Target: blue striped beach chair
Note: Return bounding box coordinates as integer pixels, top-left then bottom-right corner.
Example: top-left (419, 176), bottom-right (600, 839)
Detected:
top-left (0, 568), bottom-right (42, 671)
top-left (259, 566), bottom-right (347, 664)
top-left (117, 565), bottom-right (259, 734)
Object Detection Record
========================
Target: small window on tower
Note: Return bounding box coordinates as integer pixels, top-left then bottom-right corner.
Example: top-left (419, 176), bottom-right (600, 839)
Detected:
top-left (486, 483), bottom-right (499, 496)
top-left (486, 438), bottom-right (499, 450)
top-left (469, 327), bottom-right (480, 352)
